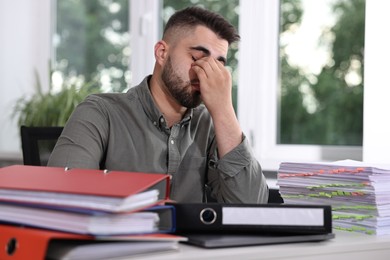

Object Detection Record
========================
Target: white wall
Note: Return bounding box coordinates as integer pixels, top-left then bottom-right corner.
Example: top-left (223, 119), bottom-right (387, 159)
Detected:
top-left (363, 0), bottom-right (390, 163)
top-left (0, 0), bottom-right (51, 159)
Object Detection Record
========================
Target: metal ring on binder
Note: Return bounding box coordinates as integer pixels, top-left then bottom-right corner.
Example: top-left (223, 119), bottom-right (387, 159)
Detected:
top-left (200, 207), bottom-right (217, 225)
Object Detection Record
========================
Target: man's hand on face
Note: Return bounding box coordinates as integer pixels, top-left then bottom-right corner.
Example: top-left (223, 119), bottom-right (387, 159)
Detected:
top-left (191, 56), bottom-right (242, 158)
top-left (191, 56), bottom-right (233, 116)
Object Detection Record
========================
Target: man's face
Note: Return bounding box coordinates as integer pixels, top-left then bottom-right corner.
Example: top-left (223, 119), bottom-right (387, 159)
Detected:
top-left (161, 26), bottom-right (228, 109)
top-left (161, 56), bottom-right (201, 108)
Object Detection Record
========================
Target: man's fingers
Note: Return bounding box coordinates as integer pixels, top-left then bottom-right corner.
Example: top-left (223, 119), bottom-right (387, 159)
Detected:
top-left (191, 64), bottom-right (208, 80)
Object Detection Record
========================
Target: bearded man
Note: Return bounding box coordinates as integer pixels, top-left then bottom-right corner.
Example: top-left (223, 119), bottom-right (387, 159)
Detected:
top-left (48, 7), bottom-right (269, 204)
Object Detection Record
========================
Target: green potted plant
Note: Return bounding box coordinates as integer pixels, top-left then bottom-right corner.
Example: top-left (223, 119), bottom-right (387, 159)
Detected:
top-left (13, 72), bottom-right (99, 127)
top-left (13, 72), bottom-right (100, 164)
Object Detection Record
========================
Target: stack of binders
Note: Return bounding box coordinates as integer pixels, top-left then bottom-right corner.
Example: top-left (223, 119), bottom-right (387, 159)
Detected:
top-left (0, 165), bottom-right (185, 259)
top-left (277, 160), bottom-right (390, 235)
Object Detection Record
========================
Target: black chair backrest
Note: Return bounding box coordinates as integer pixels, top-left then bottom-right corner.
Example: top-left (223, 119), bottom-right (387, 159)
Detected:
top-left (268, 188), bottom-right (284, 203)
top-left (20, 126), bottom-right (64, 166)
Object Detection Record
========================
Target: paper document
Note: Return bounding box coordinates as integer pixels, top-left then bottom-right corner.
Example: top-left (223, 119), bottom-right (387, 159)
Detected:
top-left (278, 160), bottom-right (390, 235)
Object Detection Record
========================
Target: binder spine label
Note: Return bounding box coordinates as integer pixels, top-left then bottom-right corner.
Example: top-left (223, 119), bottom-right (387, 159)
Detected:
top-left (222, 207), bottom-right (325, 226)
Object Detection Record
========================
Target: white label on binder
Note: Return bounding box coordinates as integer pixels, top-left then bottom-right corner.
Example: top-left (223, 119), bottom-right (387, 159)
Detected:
top-left (222, 207), bottom-right (324, 226)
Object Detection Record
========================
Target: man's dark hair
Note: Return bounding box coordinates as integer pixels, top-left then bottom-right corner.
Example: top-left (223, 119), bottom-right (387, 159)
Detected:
top-left (163, 6), bottom-right (240, 45)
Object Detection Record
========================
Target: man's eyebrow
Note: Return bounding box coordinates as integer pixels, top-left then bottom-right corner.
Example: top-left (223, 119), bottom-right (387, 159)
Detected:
top-left (190, 46), bottom-right (227, 65)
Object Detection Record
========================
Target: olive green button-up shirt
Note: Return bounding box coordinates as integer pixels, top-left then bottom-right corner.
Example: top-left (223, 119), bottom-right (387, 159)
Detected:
top-left (48, 76), bottom-right (269, 203)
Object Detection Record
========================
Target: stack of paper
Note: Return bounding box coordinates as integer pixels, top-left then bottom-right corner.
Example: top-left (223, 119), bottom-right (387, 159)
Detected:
top-left (277, 160), bottom-right (390, 235)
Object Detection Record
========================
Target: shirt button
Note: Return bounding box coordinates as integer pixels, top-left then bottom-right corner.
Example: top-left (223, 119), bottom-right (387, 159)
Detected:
top-left (170, 140), bottom-right (174, 144)
top-left (153, 121), bottom-right (157, 125)
top-left (160, 118), bottom-right (164, 123)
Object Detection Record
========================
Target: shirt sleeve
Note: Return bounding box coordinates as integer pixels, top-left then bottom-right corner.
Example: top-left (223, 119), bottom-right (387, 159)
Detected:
top-left (47, 95), bottom-right (109, 169)
top-left (207, 134), bottom-right (269, 204)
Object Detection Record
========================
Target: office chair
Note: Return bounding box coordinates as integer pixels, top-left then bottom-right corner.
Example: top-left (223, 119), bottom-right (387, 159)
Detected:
top-left (20, 125), bottom-right (64, 166)
top-left (268, 188), bottom-right (284, 203)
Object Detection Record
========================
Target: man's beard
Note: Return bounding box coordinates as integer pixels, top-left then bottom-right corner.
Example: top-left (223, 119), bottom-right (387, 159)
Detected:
top-left (161, 57), bottom-right (201, 108)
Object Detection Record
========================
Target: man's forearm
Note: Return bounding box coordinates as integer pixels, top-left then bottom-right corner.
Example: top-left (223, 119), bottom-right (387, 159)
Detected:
top-left (211, 105), bottom-right (242, 158)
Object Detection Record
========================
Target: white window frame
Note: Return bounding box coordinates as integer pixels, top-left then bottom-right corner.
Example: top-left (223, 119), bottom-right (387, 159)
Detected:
top-left (129, 0), bottom-right (161, 87)
top-left (238, 0), bottom-right (363, 171)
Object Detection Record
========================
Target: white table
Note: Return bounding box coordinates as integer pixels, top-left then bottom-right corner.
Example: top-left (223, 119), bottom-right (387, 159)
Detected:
top-left (130, 230), bottom-right (390, 260)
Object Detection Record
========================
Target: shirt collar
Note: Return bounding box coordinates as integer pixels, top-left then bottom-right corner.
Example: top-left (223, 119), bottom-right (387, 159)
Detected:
top-left (134, 76), bottom-right (193, 131)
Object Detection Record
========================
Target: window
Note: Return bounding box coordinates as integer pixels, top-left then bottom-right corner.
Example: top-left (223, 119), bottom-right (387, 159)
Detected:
top-left (53, 0), bottom-right (130, 93)
top-left (53, 0), bottom-right (239, 97)
top-left (279, 0), bottom-right (364, 146)
top-left (238, 0), bottom-right (363, 170)
top-left (8, 0), bottom-right (383, 167)
top-left (53, 0), bottom-right (365, 171)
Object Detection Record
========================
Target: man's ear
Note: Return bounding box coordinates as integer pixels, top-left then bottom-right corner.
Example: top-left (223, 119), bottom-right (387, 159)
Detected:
top-left (154, 40), bottom-right (168, 65)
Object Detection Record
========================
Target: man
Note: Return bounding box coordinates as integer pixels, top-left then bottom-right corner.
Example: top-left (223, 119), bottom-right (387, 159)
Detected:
top-left (48, 6), bottom-right (269, 203)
